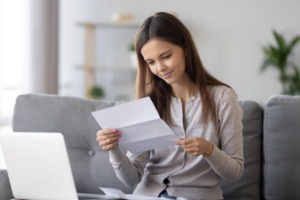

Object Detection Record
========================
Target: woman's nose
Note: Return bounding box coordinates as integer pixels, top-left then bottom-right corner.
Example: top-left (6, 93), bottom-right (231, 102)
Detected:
top-left (157, 61), bottom-right (167, 71)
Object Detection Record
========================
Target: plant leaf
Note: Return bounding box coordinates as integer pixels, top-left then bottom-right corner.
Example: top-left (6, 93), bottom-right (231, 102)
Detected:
top-left (273, 30), bottom-right (286, 52)
top-left (287, 35), bottom-right (300, 54)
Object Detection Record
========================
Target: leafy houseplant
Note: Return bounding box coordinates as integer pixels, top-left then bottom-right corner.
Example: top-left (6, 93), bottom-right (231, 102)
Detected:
top-left (90, 85), bottom-right (105, 99)
top-left (261, 30), bottom-right (300, 95)
top-left (128, 41), bottom-right (137, 67)
top-left (128, 42), bottom-right (135, 52)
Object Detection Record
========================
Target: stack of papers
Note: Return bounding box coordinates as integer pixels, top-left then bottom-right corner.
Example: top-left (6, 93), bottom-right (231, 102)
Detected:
top-left (92, 97), bottom-right (178, 153)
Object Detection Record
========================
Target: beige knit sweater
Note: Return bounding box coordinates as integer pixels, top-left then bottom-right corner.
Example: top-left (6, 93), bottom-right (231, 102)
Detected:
top-left (109, 86), bottom-right (244, 200)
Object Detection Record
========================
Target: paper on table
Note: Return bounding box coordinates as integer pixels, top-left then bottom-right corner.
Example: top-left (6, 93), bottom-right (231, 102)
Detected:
top-left (99, 187), bottom-right (177, 200)
top-left (92, 97), bottom-right (178, 153)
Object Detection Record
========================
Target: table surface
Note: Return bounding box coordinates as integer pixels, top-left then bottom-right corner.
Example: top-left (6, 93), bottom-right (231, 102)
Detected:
top-left (0, 126), bottom-right (12, 169)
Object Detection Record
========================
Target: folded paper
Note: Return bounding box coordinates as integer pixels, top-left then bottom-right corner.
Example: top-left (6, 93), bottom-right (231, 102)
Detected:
top-left (92, 97), bottom-right (177, 153)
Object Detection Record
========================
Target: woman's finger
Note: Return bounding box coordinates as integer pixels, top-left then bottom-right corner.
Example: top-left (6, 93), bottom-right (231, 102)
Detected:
top-left (97, 128), bottom-right (120, 137)
top-left (96, 129), bottom-right (121, 151)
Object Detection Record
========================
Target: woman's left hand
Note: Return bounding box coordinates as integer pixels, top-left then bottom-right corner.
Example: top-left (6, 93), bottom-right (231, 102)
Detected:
top-left (176, 137), bottom-right (214, 157)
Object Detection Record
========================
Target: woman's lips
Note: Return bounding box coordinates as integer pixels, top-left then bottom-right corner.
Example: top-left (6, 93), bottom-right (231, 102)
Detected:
top-left (161, 70), bottom-right (173, 79)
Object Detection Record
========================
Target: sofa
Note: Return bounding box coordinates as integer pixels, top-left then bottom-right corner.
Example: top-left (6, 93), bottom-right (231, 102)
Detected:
top-left (0, 93), bottom-right (300, 200)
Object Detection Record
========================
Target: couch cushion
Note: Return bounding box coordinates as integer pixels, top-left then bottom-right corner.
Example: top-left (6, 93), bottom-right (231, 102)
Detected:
top-left (12, 94), bottom-right (131, 194)
top-left (263, 95), bottom-right (300, 200)
top-left (221, 100), bottom-right (263, 200)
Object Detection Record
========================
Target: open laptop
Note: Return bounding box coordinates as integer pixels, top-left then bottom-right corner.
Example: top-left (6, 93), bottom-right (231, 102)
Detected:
top-left (0, 131), bottom-right (118, 200)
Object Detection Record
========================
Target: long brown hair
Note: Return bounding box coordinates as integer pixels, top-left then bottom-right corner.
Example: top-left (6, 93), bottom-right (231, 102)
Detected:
top-left (135, 12), bottom-right (228, 124)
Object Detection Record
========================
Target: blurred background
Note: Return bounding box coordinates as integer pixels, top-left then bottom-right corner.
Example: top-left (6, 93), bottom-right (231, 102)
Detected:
top-left (1, 0), bottom-right (300, 127)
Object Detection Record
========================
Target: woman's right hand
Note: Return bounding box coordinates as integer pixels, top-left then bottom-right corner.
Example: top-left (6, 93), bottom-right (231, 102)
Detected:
top-left (96, 128), bottom-right (121, 151)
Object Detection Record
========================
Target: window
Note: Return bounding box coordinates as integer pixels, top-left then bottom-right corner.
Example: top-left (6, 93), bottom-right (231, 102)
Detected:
top-left (0, 0), bottom-right (29, 125)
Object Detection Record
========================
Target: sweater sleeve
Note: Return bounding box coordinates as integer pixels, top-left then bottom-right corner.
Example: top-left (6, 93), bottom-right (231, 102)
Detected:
top-left (109, 147), bottom-right (150, 190)
top-left (205, 87), bottom-right (244, 181)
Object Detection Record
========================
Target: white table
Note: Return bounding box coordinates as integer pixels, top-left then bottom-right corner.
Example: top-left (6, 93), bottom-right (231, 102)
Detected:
top-left (0, 144), bottom-right (6, 169)
top-left (0, 125), bottom-right (11, 169)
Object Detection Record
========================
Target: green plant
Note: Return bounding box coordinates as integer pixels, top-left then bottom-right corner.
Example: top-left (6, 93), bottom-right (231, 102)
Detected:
top-left (128, 41), bottom-right (135, 52)
top-left (90, 85), bottom-right (104, 99)
top-left (261, 30), bottom-right (300, 95)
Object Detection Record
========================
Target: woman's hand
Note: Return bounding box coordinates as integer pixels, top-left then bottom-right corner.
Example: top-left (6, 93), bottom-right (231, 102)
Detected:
top-left (96, 128), bottom-right (121, 151)
top-left (176, 137), bottom-right (214, 157)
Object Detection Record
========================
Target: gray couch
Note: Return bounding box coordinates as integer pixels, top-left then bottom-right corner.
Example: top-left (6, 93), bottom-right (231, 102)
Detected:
top-left (1, 93), bottom-right (300, 200)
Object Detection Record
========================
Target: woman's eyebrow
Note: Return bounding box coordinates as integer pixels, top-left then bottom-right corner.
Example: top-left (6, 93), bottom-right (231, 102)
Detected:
top-left (143, 49), bottom-right (173, 62)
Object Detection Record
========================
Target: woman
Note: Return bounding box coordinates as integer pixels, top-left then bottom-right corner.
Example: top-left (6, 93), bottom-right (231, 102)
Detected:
top-left (96, 12), bottom-right (244, 200)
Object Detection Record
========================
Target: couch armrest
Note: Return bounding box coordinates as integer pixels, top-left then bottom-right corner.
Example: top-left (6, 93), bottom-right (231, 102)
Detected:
top-left (0, 169), bottom-right (13, 200)
top-left (263, 95), bottom-right (300, 199)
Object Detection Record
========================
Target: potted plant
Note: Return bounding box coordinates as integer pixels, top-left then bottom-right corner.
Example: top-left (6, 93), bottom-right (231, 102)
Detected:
top-left (261, 30), bottom-right (300, 95)
top-left (128, 42), bottom-right (135, 52)
top-left (89, 85), bottom-right (105, 99)
top-left (128, 41), bottom-right (137, 67)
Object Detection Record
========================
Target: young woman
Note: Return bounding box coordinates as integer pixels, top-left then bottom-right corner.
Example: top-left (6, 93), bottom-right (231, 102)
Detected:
top-left (96, 12), bottom-right (244, 200)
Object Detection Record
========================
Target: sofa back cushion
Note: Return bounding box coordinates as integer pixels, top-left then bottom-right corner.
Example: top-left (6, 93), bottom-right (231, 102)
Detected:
top-left (221, 100), bottom-right (263, 200)
top-left (12, 94), bottom-right (131, 194)
top-left (263, 95), bottom-right (300, 200)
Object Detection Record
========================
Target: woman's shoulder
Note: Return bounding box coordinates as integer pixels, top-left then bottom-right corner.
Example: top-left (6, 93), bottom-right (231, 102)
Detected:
top-left (209, 85), bottom-right (238, 102)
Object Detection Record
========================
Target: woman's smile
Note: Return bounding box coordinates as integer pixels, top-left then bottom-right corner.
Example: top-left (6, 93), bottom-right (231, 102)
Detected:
top-left (161, 70), bottom-right (174, 79)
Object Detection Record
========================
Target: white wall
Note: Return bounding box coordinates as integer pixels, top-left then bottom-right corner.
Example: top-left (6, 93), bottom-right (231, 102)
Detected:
top-left (59, 0), bottom-right (300, 103)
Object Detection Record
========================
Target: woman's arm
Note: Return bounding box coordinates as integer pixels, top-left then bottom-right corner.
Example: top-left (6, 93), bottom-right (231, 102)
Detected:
top-left (109, 148), bottom-right (150, 190)
top-left (205, 87), bottom-right (244, 181)
top-left (96, 128), bottom-right (150, 190)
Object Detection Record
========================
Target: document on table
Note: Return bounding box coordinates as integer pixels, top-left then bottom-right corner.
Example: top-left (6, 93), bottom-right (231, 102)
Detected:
top-left (91, 97), bottom-right (178, 153)
top-left (99, 187), bottom-right (187, 200)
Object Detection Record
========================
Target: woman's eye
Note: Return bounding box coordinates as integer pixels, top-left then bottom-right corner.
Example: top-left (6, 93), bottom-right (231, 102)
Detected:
top-left (147, 61), bottom-right (154, 65)
top-left (162, 54), bottom-right (171, 59)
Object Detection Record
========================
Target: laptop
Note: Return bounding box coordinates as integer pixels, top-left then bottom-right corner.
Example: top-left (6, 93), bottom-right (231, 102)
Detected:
top-left (0, 131), bottom-right (118, 200)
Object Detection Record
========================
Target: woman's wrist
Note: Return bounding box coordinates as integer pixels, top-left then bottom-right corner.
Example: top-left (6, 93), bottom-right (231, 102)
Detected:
top-left (203, 142), bottom-right (214, 157)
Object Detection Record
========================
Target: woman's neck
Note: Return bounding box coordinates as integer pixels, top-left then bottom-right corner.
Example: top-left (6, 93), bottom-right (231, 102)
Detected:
top-left (172, 81), bottom-right (198, 102)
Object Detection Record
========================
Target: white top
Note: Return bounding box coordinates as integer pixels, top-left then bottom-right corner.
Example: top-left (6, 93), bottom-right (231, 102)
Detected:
top-left (109, 86), bottom-right (244, 200)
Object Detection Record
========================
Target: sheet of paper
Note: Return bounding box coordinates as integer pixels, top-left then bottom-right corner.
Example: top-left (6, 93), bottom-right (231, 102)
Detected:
top-left (99, 187), bottom-right (177, 200)
top-left (92, 97), bottom-right (159, 128)
top-left (92, 97), bottom-right (178, 153)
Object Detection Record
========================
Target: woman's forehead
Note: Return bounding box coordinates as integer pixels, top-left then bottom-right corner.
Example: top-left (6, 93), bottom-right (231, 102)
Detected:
top-left (141, 39), bottom-right (177, 58)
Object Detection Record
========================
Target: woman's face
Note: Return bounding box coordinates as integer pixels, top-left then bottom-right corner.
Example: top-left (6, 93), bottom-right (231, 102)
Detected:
top-left (141, 38), bottom-right (189, 86)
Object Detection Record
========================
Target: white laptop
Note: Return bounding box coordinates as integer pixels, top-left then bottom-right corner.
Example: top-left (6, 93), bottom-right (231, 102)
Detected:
top-left (0, 132), bottom-right (115, 200)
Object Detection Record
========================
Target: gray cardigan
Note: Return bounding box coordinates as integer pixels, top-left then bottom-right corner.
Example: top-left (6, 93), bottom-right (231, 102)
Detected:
top-left (109, 86), bottom-right (244, 200)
